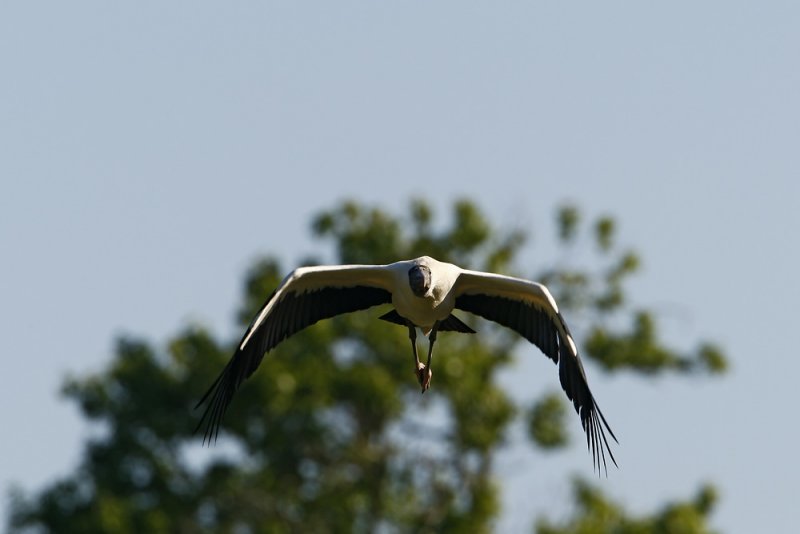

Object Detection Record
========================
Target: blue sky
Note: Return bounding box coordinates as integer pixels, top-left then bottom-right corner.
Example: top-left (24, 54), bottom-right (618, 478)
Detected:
top-left (2, 2), bottom-right (798, 531)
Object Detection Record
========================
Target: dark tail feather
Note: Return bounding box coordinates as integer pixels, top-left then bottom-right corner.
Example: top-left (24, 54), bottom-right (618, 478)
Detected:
top-left (378, 309), bottom-right (408, 326)
top-left (437, 313), bottom-right (476, 333)
top-left (380, 310), bottom-right (475, 334)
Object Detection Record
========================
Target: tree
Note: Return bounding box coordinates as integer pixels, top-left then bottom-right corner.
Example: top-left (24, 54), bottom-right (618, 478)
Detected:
top-left (536, 479), bottom-right (718, 534)
top-left (8, 199), bottom-right (727, 533)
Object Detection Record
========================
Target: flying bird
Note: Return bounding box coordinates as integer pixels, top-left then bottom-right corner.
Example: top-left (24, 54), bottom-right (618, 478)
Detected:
top-left (196, 256), bottom-right (617, 471)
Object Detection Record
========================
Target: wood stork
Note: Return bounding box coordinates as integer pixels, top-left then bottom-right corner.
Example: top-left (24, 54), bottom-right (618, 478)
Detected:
top-left (196, 256), bottom-right (617, 471)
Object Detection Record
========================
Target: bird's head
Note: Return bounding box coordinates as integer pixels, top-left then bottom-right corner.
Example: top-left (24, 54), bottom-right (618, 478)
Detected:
top-left (408, 264), bottom-right (432, 298)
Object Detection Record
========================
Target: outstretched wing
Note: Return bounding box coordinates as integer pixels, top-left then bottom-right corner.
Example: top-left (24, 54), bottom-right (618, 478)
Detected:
top-left (453, 269), bottom-right (618, 473)
top-left (195, 264), bottom-right (393, 444)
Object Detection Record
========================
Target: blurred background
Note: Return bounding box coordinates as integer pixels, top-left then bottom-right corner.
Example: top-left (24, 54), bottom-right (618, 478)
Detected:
top-left (2, 2), bottom-right (798, 532)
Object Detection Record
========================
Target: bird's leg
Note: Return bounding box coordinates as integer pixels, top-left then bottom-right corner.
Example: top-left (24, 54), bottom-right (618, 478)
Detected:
top-left (408, 324), bottom-right (427, 388)
top-left (420, 322), bottom-right (439, 393)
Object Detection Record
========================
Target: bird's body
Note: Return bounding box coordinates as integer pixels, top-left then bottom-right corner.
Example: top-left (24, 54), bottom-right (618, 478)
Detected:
top-left (390, 257), bottom-right (458, 330)
top-left (197, 255), bottom-right (617, 472)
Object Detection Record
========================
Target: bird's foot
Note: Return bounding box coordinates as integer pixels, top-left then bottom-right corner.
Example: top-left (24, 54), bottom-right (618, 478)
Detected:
top-left (416, 362), bottom-right (432, 394)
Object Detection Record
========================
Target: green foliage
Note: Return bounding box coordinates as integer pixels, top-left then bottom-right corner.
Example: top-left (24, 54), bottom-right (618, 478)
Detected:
top-left (539, 203), bottom-right (721, 377)
top-left (528, 392), bottom-right (569, 449)
top-left (312, 198), bottom-right (521, 273)
top-left (558, 204), bottom-right (581, 243)
top-left (536, 478), bottom-right (718, 534)
top-left (594, 216), bottom-right (616, 252)
top-left (8, 199), bottom-right (728, 533)
top-left (586, 313), bottom-right (727, 375)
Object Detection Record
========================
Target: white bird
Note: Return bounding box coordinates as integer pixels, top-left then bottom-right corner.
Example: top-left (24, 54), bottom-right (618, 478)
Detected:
top-left (196, 256), bottom-right (617, 471)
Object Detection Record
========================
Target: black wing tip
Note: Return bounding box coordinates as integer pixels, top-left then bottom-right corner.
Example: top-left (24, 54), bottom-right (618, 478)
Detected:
top-left (194, 367), bottom-right (225, 411)
top-left (583, 400), bottom-right (619, 477)
top-left (193, 396), bottom-right (221, 446)
top-left (555, 336), bottom-right (618, 475)
top-left (193, 399), bottom-right (222, 446)
top-left (193, 359), bottom-right (239, 446)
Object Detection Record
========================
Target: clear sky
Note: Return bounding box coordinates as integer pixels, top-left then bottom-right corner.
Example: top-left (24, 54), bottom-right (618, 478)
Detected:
top-left (2, 2), bottom-right (798, 531)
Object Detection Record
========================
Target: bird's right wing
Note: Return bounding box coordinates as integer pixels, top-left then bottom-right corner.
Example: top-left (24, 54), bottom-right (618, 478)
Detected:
top-left (452, 269), bottom-right (617, 473)
top-left (195, 264), bottom-right (394, 444)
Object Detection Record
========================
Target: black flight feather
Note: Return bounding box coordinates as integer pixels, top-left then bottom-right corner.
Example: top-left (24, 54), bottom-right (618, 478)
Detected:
top-left (195, 285), bottom-right (391, 444)
top-left (455, 292), bottom-right (618, 474)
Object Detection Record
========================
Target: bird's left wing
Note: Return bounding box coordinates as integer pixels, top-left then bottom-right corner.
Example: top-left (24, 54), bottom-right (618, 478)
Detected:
top-left (195, 264), bottom-right (394, 443)
top-left (452, 269), bottom-right (618, 473)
